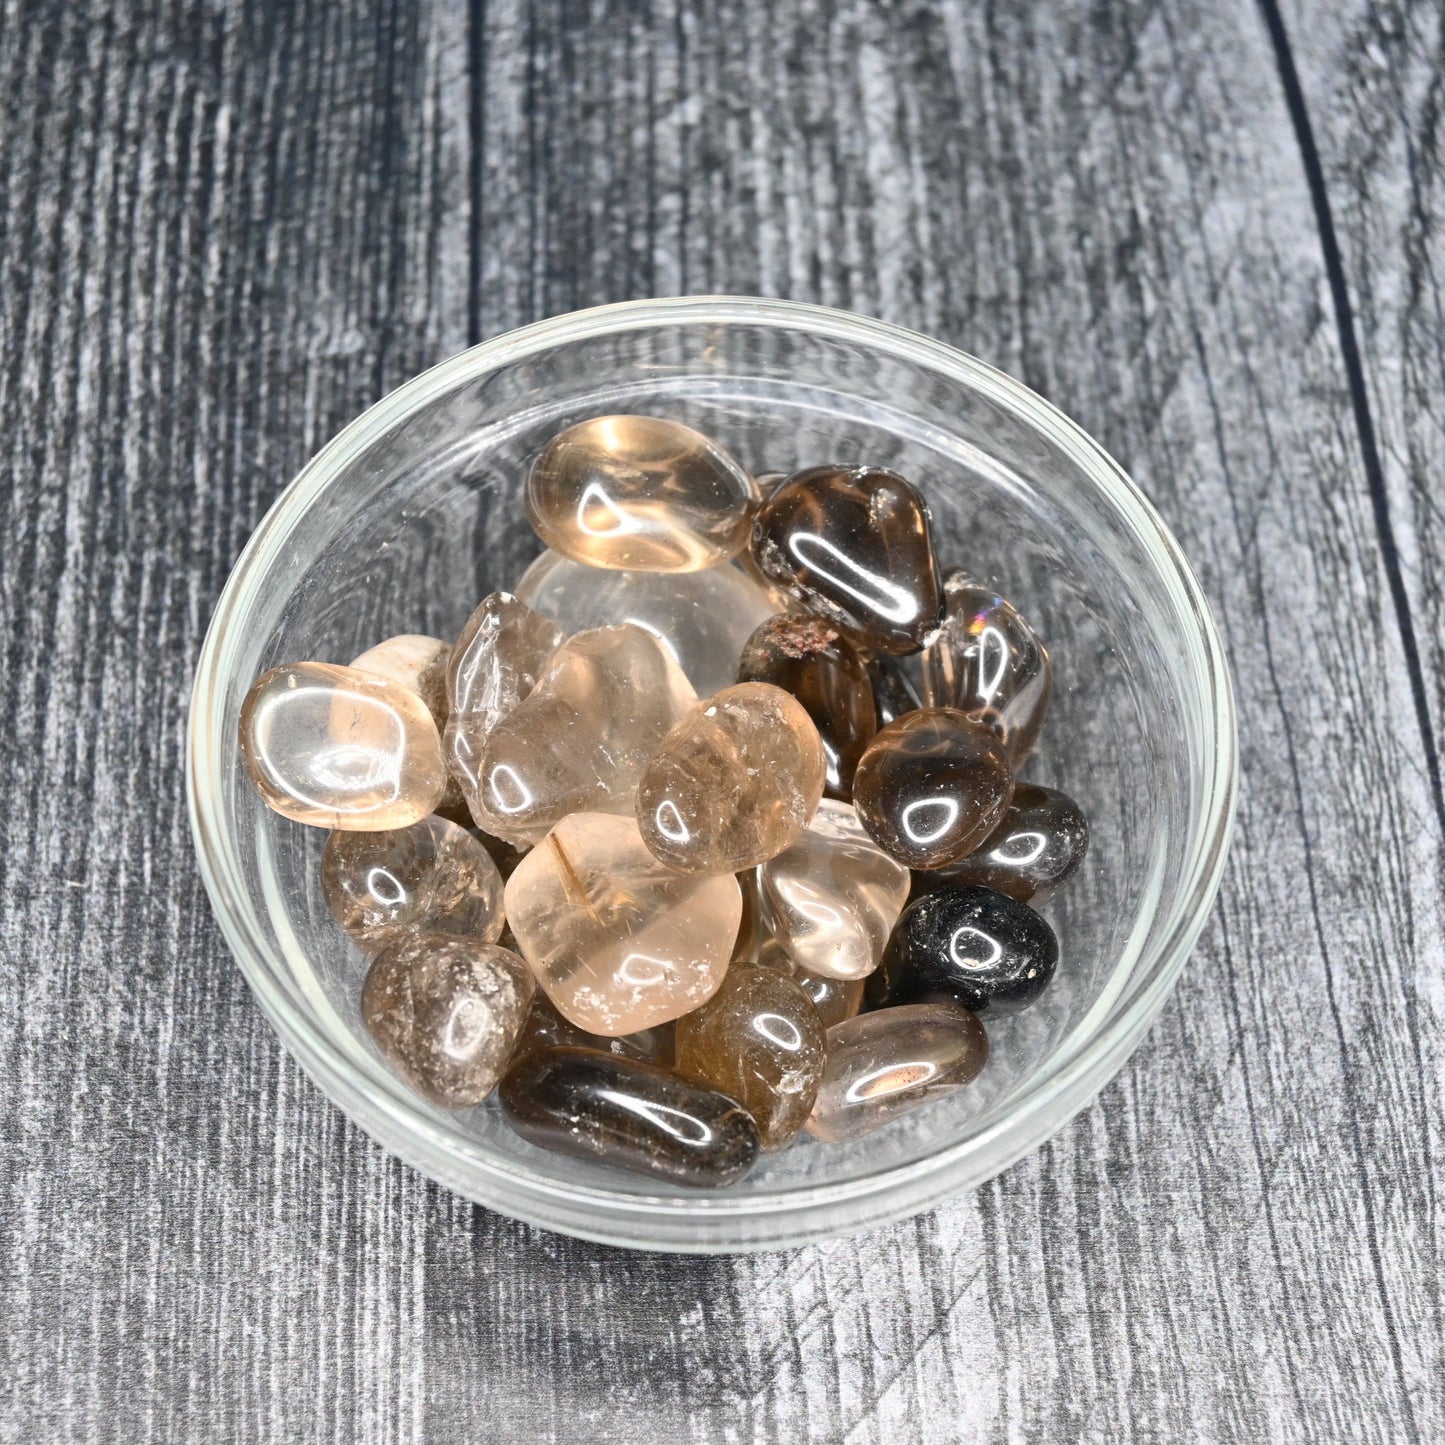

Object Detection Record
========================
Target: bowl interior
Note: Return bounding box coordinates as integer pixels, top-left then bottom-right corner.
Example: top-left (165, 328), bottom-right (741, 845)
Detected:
top-left (194, 303), bottom-right (1223, 1225)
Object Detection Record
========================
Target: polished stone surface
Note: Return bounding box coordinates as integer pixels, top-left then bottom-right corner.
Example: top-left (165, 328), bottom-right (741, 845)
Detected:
top-left (361, 934), bottom-right (534, 1107)
top-left (445, 593), bottom-right (565, 823)
top-left (757, 799), bottom-right (911, 981)
top-left (806, 1002), bottom-right (988, 1143)
top-left (527, 415), bottom-right (758, 572)
top-left (515, 549), bottom-right (776, 696)
top-left (322, 815), bottom-right (505, 956)
top-left (751, 466), bottom-right (943, 655)
top-left (737, 614), bottom-right (877, 799)
top-left (920, 571), bottom-right (1052, 763)
top-left (851, 707), bottom-right (1014, 868)
top-left (349, 634), bottom-right (451, 730)
top-left (637, 682), bottom-right (826, 873)
top-left (468, 624), bottom-right (695, 846)
top-left (499, 1046), bottom-right (761, 1187)
top-left (238, 662), bottom-right (447, 830)
top-left (914, 782), bottom-right (1089, 906)
top-left (674, 962), bottom-right (826, 1150)
top-left (747, 928), bottom-right (866, 1031)
top-left (503, 812), bottom-right (742, 1035)
top-left (867, 884), bottom-right (1059, 1015)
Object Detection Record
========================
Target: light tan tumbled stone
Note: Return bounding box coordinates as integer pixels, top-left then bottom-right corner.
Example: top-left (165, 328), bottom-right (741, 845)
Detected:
top-left (757, 800), bottom-right (911, 981)
top-left (468, 624), bottom-right (696, 846)
top-left (444, 592), bottom-right (566, 823)
top-left (526, 415), bottom-right (758, 572)
top-left (238, 662), bottom-right (447, 830)
top-left (504, 812), bottom-right (742, 1036)
top-left (636, 682), bottom-right (826, 874)
top-left (350, 635), bottom-right (452, 730)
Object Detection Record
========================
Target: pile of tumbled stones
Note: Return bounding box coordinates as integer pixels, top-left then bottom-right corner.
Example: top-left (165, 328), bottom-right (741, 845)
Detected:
top-left (239, 415), bottom-right (1088, 1187)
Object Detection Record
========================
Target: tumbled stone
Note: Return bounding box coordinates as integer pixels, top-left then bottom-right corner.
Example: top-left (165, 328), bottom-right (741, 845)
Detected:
top-left (757, 799), bottom-right (910, 981)
top-left (511, 994), bottom-right (674, 1065)
top-left (504, 812), bottom-right (742, 1035)
top-left (515, 549), bottom-right (775, 696)
top-left (806, 1002), bottom-right (988, 1143)
top-left (920, 572), bottom-right (1052, 763)
top-left (852, 708), bottom-right (1014, 869)
top-left (322, 815), bottom-right (505, 957)
top-left (527, 415), bottom-right (758, 572)
top-left (500, 1046), bottom-right (761, 1186)
top-left (753, 939), bottom-right (866, 1030)
top-left (915, 782), bottom-right (1089, 906)
top-left (350, 634), bottom-right (451, 730)
top-left (637, 683), bottom-right (826, 874)
top-left (468, 625), bottom-right (695, 846)
top-left (239, 662), bottom-right (447, 830)
top-left (738, 614), bottom-right (877, 800)
top-left (675, 963), bottom-right (826, 1151)
top-left (870, 654), bottom-right (923, 727)
top-left (752, 466), bottom-right (943, 654)
top-left (445, 592), bottom-right (566, 817)
top-left (362, 934), bottom-right (534, 1107)
top-left (867, 885), bottom-right (1059, 1016)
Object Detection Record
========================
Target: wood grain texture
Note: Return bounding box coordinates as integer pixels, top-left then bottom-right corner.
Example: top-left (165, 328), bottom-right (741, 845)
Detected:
top-left (1, 0), bottom-right (1442, 1441)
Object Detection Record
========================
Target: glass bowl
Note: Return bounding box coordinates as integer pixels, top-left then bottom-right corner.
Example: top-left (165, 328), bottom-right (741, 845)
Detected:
top-left (188, 296), bottom-right (1236, 1252)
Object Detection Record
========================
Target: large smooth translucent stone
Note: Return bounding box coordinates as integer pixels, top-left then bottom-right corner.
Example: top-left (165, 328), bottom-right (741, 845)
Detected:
top-left (636, 682), bottom-right (826, 874)
top-left (920, 571), bottom-right (1052, 763)
top-left (757, 799), bottom-right (911, 980)
top-left (674, 963), bottom-right (826, 1151)
top-left (499, 1047), bottom-right (760, 1187)
top-left (806, 1002), bottom-right (988, 1143)
top-left (515, 550), bottom-right (775, 696)
top-left (504, 812), bottom-right (742, 1035)
top-left (526, 415), bottom-right (758, 572)
top-left (362, 934), bottom-right (534, 1106)
top-left (238, 662), bottom-right (447, 830)
top-left (445, 592), bottom-right (566, 822)
top-left (468, 625), bottom-right (695, 846)
top-left (321, 815), bottom-right (505, 957)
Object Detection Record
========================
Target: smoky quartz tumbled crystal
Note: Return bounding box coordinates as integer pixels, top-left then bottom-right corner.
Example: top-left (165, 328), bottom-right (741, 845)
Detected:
top-left (499, 1047), bottom-right (761, 1187)
top-left (362, 934), bottom-right (535, 1107)
top-left (752, 466), bottom-right (943, 654)
top-left (322, 815), bottom-right (505, 957)
top-left (527, 415), bottom-right (759, 572)
top-left (867, 884), bottom-right (1060, 1016)
top-left (851, 708), bottom-right (1014, 869)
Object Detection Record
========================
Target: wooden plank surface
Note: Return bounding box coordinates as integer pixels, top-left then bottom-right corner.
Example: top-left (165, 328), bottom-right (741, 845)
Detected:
top-left (1, 0), bottom-right (1441, 1440)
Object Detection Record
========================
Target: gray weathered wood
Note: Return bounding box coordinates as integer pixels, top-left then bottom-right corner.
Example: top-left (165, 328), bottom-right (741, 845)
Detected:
top-left (1, 0), bottom-right (1441, 1440)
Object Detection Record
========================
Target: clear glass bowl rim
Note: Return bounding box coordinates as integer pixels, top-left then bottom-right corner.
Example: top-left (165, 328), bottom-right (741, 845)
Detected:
top-left (187, 295), bottom-right (1238, 1251)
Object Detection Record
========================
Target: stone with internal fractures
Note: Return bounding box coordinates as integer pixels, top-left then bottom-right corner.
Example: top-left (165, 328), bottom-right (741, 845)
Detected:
top-left (468, 624), bottom-right (695, 846)
top-left (636, 682), bottom-right (826, 874)
top-left (503, 812), bottom-right (742, 1036)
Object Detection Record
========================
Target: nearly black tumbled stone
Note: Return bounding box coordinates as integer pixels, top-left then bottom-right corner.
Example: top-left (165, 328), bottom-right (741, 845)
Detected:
top-left (866, 885), bottom-right (1059, 1016)
top-left (498, 1046), bottom-right (761, 1187)
top-left (751, 466), bottom-right (943, 655)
